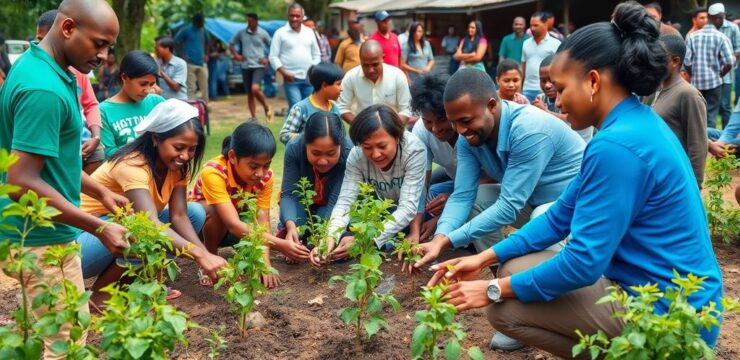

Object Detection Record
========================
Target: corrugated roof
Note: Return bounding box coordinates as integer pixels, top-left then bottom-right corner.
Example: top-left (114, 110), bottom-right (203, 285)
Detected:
top-left (330, 0), bottom-right (536, 14)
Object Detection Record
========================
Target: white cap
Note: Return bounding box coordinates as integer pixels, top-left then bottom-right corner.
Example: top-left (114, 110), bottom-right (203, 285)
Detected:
top-left (708, 3), bottom-right (725, 16)
top-left (134, 99), bottom-right (199, 136)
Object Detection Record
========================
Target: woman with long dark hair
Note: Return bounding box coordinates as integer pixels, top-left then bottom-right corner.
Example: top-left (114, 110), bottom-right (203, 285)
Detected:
top-left (401, 22), bottom-right (435, 83)
top-left (454, 20), bottom-right (487, 72)
top-left (79, 99), bottom-right (226, 308)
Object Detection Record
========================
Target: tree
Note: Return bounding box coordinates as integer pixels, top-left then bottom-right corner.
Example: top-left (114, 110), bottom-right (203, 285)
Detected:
top-left (0, 0), bottom-right (59, 40)
top-left (112, 0), bottom-right (148, 62)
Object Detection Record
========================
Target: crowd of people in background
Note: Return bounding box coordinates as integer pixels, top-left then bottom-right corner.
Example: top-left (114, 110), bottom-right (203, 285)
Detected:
top-left (1, 0), bottom-right (740, 359)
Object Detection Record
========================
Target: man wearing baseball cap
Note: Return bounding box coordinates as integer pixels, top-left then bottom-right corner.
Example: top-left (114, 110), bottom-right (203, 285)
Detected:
top-left (368, 10), bottom-right (401, 67)
top-left (708, 3), bottom-right (740, 127)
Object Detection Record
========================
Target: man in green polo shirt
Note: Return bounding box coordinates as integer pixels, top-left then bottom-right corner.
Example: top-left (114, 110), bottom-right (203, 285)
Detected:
top-left (0, 1), bottom-right (128, 358)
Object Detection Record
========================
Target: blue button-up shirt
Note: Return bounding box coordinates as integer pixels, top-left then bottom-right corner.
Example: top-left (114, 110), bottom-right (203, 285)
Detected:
top-left (718, 19), bottom-right (740, 84)
top-left (494, 96), bottom-right (723, 346)
top-left (436, 101), bottom-right (585, 247)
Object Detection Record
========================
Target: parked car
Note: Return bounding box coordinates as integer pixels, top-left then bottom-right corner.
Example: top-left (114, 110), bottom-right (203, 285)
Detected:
top-left (5, 40), bottom-right (30, 65)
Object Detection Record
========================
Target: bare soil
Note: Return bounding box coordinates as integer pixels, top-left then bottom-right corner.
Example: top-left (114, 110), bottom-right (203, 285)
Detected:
top-left (0, 95), bottom-right (738, 359)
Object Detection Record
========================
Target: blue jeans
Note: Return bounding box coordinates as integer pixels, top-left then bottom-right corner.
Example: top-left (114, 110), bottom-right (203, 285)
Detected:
top-left (523, 90), bottom-right (542, 103)
top-left (708, 110), bottom-right (740, 146)
top-left (78, 202), bottom-right (206, 278)
top-left (283, 78), bottom-right (313, 110)
top-left (701, 87), bottom-right (722, 129)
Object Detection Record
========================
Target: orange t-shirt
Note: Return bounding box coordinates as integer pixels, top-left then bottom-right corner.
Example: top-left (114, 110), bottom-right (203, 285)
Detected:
top-left (189, 155), bottom-right (273, 211)
top-left (81, 153), bottom-right (189, 216)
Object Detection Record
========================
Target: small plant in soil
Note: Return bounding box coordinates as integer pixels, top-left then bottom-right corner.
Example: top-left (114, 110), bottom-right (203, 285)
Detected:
top-left (0, 149), bottom-right (88, 359)
top-left (411, 280), bottom-right (484, 360)
top-left (704, 149), bottom-right (740, 243)
top-left (573, 270), bottom-right (740, 360)
top-left (330, 183), bottom-right (401, 347)
top-left (393, 234), bottom-right (423, 288)
top-left (215, 190), bottom-right (276, 337)
top-left (95, 209), bottom-right (198, 359)
top-left (110, 206), bottom-right (185, 283)
top-left (293, 177), bottom-right (330, 261)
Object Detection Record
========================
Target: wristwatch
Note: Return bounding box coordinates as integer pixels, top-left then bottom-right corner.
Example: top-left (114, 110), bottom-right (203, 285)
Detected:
top-left (487, 279), bottom-right (503, 303)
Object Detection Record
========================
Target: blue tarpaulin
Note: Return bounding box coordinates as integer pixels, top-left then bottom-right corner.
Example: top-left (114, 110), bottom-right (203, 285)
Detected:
top-left (170, 18), bottom-right (287, 43)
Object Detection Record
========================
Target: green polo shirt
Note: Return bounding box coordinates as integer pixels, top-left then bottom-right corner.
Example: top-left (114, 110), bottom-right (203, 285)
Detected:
top-left (0, 43), bottom-right (83, 246)
top-left (100, 94), bottom-right (165, 158)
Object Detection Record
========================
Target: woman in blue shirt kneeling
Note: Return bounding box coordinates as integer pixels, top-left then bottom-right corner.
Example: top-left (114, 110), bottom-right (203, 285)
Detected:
top-left (424, 2), bottom-right (724, 357)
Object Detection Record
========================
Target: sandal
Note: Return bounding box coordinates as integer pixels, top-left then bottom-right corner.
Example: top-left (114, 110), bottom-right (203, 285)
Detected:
top-left (166, 287), bottom-right (182, 301)
top-left (198, 268), bottom-right (214, 288)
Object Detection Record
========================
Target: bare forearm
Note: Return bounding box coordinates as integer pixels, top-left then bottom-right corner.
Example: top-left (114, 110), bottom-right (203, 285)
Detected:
top-left (341, 112), bottom-right (355, 124)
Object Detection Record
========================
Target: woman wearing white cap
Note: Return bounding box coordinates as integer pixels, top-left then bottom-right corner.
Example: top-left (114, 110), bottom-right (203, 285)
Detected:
top-left (77, 99), bottom-right (227, 310)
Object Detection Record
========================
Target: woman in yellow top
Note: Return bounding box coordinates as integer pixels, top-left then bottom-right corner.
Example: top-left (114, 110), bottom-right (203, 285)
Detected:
top-left (190, 121), bottom-right (310, 288)
top-left (78, 99), bottom-right (227, 308)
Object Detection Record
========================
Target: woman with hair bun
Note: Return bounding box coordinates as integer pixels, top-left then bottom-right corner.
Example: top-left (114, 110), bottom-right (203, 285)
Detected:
top-left (425, 2), bottom-right (724, 356)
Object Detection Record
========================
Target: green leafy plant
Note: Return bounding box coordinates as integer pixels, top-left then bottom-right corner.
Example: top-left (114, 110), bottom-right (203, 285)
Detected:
top-left (573, 271), bottom-right (740, 360)
top-left (215, 190), bottom-right (276, 337)
top-left (411, 281), bottom-right (484, 360)
top-left (293, 177), bottom-right (330, 260)
top-left (0, 149), bottom-right (65, 358)
top-left (94, 207), bottom-right (200, 359)
top-left (110, 206), bottom-right (185, 283)
top-left (205, 326), bottom-right (228, 360)
top-left (94, 281), bottom-right (195, 360)
top-left (330, 183), bottom-right (401, 347)
top-left (704, 149), bottom-right (740, 243)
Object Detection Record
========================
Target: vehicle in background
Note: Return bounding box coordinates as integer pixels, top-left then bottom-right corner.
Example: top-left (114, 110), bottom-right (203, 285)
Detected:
top-left (5, 40), bottom-right (30, 65)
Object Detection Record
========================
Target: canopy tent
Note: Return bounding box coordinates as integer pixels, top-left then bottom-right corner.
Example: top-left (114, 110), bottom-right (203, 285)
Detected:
top-left (169, 18), bottom-right (287, 44)
top-left (330, 0), bottom-right (536, 15)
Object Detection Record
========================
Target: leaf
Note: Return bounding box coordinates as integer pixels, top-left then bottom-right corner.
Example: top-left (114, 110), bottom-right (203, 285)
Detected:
top-left (338, 307), bottom-right (359, 324)
top-left (49, 340), bottom-right (69, 356)
top-left (124, 338), bottom-right (151, 359)
top-left (467, 346), bottom-right (484, 360)
top-left (363, 316), bottom-right (386, 338)
top-left (445, 339), bottom-right (462, 360)
top-left (410, 325), bottom-right (430, 358)
top-left (346, 278), bottom-right (367, 302)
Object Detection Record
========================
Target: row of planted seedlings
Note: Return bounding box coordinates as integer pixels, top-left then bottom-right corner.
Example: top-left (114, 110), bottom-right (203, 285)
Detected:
top-left (0, 149), bottom-right (224, 359)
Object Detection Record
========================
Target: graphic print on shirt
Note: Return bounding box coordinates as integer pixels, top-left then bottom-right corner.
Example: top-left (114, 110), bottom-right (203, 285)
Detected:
top-left (110, 115), bottom-right (145, 144)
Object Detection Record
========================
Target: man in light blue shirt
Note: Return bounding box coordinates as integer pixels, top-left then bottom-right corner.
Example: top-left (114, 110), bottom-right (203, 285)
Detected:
top-left (416, 68), bottom-right (584, 262)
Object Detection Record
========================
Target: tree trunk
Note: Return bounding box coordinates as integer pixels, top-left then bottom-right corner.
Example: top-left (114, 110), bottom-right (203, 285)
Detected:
top-left (297, 0), bottom-right (332, 24)
top-left (112, 0), bottom-right (148, 60)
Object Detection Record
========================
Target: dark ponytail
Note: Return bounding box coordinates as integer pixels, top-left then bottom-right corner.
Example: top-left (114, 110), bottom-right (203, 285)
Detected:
top-left (557, 1), bottom-right (667, 96)
top-left (221, 121), bottom-right (277, 159)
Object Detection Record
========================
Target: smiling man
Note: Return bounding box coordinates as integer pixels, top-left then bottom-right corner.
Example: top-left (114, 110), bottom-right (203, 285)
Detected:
top-left (0, 1), bottom-right (129, 358)
top-left (414, 68), bottom-right (585, 351)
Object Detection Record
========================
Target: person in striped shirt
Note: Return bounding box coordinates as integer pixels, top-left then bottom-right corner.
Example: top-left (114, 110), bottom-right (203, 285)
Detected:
top-left (684, 20), bottom-right (734, 129)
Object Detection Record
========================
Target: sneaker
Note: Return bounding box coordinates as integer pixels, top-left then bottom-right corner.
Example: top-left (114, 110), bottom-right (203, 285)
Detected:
top-left (489, 332), bottom-right (524, 351)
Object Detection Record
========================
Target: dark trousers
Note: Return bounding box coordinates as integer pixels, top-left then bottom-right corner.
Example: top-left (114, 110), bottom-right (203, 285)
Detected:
top-left (701, 86), bottom-right (722, 129)
top-left (720, 83), bottom-right (732, 128)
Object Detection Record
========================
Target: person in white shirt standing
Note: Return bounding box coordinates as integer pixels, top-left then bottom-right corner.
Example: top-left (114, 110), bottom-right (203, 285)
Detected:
top-left (521, 11), bottom-right (561, 102)
top-left (337, 40), bottom-right (412, 124)
top-left (269, 3), bottom-right (321, 110)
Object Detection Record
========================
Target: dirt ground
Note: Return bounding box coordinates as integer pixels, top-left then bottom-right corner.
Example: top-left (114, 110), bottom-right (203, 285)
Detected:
top-left (0, 95), bottom-right (738, 359)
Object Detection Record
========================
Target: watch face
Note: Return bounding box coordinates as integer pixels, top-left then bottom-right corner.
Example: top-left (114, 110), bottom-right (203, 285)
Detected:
top-left (487, 283), bottom-right (501, 301)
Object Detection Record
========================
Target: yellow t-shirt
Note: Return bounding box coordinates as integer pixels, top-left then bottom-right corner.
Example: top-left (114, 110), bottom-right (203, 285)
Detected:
top-left (81, 153), bottom-right (189, 216)
top-left (189, 155), bottom-right (273, 210)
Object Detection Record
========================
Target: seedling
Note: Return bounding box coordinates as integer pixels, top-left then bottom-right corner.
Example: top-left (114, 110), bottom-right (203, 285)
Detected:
top-left (109, 206), bottom-right (186, 283)
top-left (330, 183), bottom-right (401, 349)
top-left (411, 281), bottom-right (484, 360)
top-left (573, 270), bottom-right (740, 360)
top-left (704, 149), bottom-right (740, 243)
top-left (393, 234), bottom-right (423, 289)
top-left (215, 190), bottom-right (276, 337)
top-left (94, 281), bottom-right (195, 359)
top-left (293, 177), bottom-right (330, 260)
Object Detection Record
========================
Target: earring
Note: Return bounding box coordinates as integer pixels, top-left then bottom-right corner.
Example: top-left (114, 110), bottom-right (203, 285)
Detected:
top-left (590, 91), bottom-right (594, 104)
